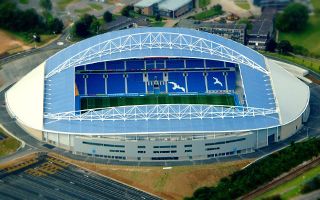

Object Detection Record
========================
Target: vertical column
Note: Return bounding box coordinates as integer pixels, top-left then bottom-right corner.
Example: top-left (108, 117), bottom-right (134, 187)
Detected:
top-left (204, 59), bottom-right (206, 69)
top-left (104, 74), bottom-right (108, 95)
top-left (84, 74), bottom-right (88, 95)
top-left (184, 59), bottom-right (187, 68)
top-left (204, 72), bottom-right (208, 93)
top-left (224, 72), bottom-right (229, 91)
top-left (184, 73), bottom-right (188, 93)
top-left (124, 74), bottom-right (128, 94)
top-left (104, 61), bottom-right (107, 70)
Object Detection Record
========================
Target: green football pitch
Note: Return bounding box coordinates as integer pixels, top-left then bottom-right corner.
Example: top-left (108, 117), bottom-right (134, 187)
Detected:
top-left (80, 94), bottom-right (235, 110)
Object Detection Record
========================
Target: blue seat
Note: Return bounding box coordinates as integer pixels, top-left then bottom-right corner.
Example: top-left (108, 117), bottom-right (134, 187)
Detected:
top-left (187, 72), bottom-right (206, 93)
top-left (168, 72), bottom-right (186, 93)
top-left (107, 74), bottom-right (125, 94)
top-left (86, 62), bottom-right (105, 70)
top-left (126, 60), bottom-right (145, 70)
top-left (227, 72), bottom-right (236, 90)
top-left (186, 59), bottom-right (204, 69)
top-left (166, 59), bottom-right (184, 69)
top-left (127, 73), bottom-right (145, 94)
top-left (206, 60), bottom-right (225, 68)
top-left (87, 74), bottom-right (105, 95)
top-left (207, 72), bottom-right (226, 90)
top-left (106, 61), bottom-right (124, 71)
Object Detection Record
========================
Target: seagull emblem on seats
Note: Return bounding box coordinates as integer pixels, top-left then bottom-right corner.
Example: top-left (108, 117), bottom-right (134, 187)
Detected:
top-left (212, 76), bottom-right (223, 87)
top-left (168, 82), bottom-right (185, 92)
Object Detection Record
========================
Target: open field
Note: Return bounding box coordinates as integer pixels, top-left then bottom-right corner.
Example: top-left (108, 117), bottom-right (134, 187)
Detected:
top-left (0, 128), bottom-right (21, 157)
top-left (279, 0), bottom-right (320, 56)
top-left (0, 30), bottom-right (30, 55)
top-left (234, 0), bottom-right (250, 10)
top-left (257, 164), bottom-right (320, 199)
top-left (50, 153), bottom-right (252, 200)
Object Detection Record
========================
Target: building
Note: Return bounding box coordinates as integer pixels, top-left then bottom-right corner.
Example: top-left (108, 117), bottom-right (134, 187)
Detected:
top-left (247, 8), bottom-right (277, 50)
top-left (177, 19), bottom-right (246, 44)
top-left (253, 0), bottom-right (292, 9)
top-left (100, 16), bottom-right (150, 32)
top-left (134, 0), bottom-right (194, 18)
top-left (5, 28), bottom-right (310, 163)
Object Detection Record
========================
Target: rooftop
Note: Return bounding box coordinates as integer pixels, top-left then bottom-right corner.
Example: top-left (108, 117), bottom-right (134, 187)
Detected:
top-left (134, 0), bottom-right (162, 8)
top-left (177, 19), bottom-right (247, 30)
top-left (158, 0), bottom-right (193, 11)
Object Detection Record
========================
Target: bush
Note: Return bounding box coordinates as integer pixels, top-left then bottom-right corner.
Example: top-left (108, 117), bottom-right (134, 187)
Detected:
top-left (292, 45), bottom-right (309, 56)
top-left (277, 40), bottom-right (293, 55)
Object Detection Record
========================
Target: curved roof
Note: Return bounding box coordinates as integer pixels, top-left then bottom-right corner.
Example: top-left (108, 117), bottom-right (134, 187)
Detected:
top-left (5, 28), bottom-right (308, 135)
top-left (44, 27), bottom-right (268, 78)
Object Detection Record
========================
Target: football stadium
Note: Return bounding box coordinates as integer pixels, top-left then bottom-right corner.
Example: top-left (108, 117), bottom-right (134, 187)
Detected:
top-left (5, 28), bottom-right (310, 162)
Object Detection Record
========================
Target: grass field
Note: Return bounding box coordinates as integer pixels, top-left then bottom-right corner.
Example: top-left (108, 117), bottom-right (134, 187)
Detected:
top-left (80, 94), bottom-right (235, 110)
top-left (89, 3), bottom-right (103, 10)
top-left (0, 128), bottom-right (21, 157)
top-left (57, 0), bottom-right (80, 10)
top-left (257, 164), bottom-right (320, 199)
top-left (278, 0), bottom-right (320, 56)
top-left (19, 0), bottom-right (29, 4)
top-left (50, 153), bottom-right (252, 200)
top-left (234, 0), bottom-right (250, 10)
top-left (75, 7), bottom-right (92, 14)
top-left (199, 0), bottom-right (210, 8)
top-left (262, 51), bottom-right (320, 73)
top-left (192, 7), bottom-right (224, 20)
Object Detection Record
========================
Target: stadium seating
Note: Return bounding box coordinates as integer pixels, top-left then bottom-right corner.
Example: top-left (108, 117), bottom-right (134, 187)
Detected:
top-left (168, 72), bottom-right (186, 93)
top-left (86, 63), bottom-right (105, 71)
top-left (187, 72), bottom-right (206, 93)
top-left (186, 59), bottom-right (204, 69)
top-left (106, 61), bottom-right (125, 71)
top-left (206, 60), bottom-right (225, 68)
top-left (75, 58), bottom-right (238, 97)
top-left (107, 74), bottom-right (125, 94)
top-left (166, 59), bottom-right (184, 69)
top-left (207, 72), bottom-right (226, 91)
top-left (127, 73), bottom-right (145, 94)
top-left (87, 74), bottom-right (105, 95)
top-left (75, 74), bottom-right (85, 95)
top-left (126, 60), bottom-right (144, 71)
top-left (227, 72), bottom-right (236, 90)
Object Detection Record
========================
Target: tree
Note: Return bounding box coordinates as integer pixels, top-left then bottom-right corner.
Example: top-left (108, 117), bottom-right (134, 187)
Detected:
top-left (265, 39), bottom-right (277, 52)
top-left (155, 14), bottom-right (161, 22)
top-left (275, 3), bottom-right (309, 32)
top-left (121, 5), bottom-right (133, 17)
top-left (73, 14), bottom-right (98, 38)
top-left (277, 40), bottom-right (293, 54)
top-left (48, 18), bottom-right (64, 34)
top-left (103, 11), bottom-right (113, 22)
top-left (40, 0), bottom-right (52, 11)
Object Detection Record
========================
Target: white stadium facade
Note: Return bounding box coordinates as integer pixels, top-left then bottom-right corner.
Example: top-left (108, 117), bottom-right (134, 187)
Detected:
top-left (5, 28), bottom-right (310, 162)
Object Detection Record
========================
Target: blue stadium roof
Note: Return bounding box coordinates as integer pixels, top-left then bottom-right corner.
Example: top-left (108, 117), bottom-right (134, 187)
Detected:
top-left (43, 27), bottom-right (279, 134)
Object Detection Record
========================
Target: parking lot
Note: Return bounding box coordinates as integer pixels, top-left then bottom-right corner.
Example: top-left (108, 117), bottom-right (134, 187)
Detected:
top-left (0, 155), bottom-right (160, 200)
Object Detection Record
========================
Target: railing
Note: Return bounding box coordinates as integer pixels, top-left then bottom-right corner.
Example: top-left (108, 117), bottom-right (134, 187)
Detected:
top-left (44, 104), bottom-right (278, 121)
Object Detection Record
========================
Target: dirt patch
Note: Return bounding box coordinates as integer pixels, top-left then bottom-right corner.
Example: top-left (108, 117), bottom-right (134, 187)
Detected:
top-left (306, 74), bottom-right (320, 84)
top-left (0, 153), bottom-right (38, 170)
top-left (209, 0), bottom-right (260, 18)
top-left (50, 153), bottom-right (252, 200)
top-left (0, 30), bottom-right (31, 55)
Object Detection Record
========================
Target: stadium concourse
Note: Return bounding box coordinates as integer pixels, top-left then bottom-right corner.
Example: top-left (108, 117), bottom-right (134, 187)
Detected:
top-left (5, 28), bottom-right (310, 163)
